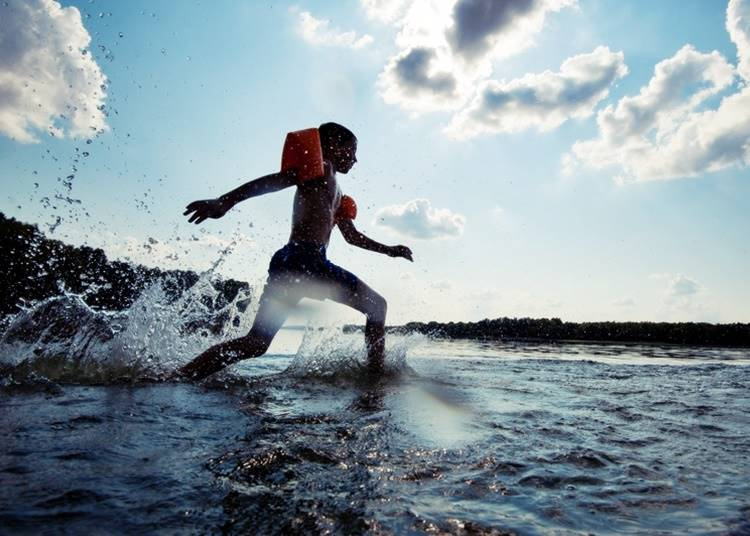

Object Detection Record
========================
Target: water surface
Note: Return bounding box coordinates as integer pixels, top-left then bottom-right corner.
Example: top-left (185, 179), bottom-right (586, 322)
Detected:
top-left (3, 325), bottom-right (749, 534)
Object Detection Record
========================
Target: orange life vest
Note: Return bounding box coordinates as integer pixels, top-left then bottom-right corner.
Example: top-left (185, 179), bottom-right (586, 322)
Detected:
top-left (281, 128), bottom-right (357, 222)
top-left (280, 128), bottom-right (325, 182)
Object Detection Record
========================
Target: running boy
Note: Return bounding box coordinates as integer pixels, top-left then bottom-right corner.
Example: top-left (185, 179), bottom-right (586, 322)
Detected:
top-left (179, 122), bottom-right (413, 380)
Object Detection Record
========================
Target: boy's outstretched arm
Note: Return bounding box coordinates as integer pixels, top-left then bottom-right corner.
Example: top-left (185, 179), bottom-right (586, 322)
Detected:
top-left (338, 219), bottom-right (413, 261)
top-left (184, 169), bottom-right (298, 224)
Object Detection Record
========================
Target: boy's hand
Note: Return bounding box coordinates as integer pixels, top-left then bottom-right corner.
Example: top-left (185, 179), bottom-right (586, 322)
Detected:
top-left (183, 198), bottom-right (230, 224)
top-left (388, 245), bottom-right (413, 262)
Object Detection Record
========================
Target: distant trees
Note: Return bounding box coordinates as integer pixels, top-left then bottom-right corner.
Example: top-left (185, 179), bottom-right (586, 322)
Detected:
top-left (343, 316), bottom-right (750, 348)
top-left (380, 318), bottom-right (750, 346)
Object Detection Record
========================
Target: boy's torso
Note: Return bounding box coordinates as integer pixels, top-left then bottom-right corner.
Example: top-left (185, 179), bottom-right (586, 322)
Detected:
top-left (289, 173), bottom-right (342, 248)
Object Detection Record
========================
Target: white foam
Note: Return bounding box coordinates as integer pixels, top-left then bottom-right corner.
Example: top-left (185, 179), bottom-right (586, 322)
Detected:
top-left (0, 272), bottom-right (255, 384)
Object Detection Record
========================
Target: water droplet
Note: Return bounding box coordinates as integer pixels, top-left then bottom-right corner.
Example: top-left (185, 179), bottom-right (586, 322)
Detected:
top-left (82, 152), bottom-right (90, 157)
top-left (118, 32), bottom-right (124, 38)
top-left (161, 48), bottom-right (167, 55)
top-left (86, 139), bottom-right (92, 144)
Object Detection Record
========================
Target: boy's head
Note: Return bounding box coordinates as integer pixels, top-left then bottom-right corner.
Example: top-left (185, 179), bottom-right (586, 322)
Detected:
top-left (319, 122), bottom-right (357, 174)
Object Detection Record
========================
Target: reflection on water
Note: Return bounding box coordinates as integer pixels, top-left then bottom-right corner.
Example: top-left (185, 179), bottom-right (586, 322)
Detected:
top-left (2, 334), bottom-right (750, 534)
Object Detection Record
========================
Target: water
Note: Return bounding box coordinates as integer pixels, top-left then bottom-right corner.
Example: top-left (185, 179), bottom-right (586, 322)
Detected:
top-left (1, 285), bottom-right (750, 534)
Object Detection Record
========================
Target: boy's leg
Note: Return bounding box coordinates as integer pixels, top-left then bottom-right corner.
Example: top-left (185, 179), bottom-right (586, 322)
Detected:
top-left (328, 278), bottom-right (388, 372)
top-left (179, 286), bottom-right (298, 381)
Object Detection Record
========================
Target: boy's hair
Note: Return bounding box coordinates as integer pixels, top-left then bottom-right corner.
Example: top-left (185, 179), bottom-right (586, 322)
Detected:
top-left (319, 122), bottom-right (356, 149)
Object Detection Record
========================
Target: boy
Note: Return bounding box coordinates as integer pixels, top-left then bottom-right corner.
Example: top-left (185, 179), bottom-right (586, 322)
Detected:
top-left (179, 122), bottom-right (413, 380)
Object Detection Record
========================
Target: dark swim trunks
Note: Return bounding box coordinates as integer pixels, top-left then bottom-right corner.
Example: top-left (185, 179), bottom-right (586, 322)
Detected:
top-left (262, 241), bottom-right (360, 302)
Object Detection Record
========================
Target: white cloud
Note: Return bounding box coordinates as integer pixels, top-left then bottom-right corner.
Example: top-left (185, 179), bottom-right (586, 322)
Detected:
top-left (727, 0), bottom-right (750, 80)
top-left (296, 10), bottom-right (373, 49)
top-left (569, 7), bottom-right (750, 182)
top-left (0, 0), bottom-right (108, 143)
top-left (447, 0), bottom-right (576, 63)
top-left (376, 0), bottom-right (578, 115)
top-left (666, 274), bottom-right (701, 297)
top-left (448, 46), bottom-right (627, 138)
top-left (379, 46), bottom-right (459, 112)
top-left (360, 0), bottom-right (409, 23)
top-left (374, 198), bottom-right (465, 239)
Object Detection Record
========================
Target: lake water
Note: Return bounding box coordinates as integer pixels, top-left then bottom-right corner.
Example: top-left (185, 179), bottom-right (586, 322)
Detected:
top-left (1, 293), bottom-right (750, 534)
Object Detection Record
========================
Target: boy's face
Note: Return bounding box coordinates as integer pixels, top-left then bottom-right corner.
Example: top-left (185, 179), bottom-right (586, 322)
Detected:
top-left (330, 139), bottom-right (358, 174)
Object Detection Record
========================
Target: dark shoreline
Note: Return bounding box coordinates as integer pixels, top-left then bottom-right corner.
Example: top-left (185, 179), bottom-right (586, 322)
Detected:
top-left (3, 212), bottom-right (749, 348)
top-left (343, 318), bottom-right (750, 348)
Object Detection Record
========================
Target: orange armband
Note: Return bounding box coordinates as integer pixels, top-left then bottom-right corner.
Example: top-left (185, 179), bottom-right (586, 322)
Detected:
top-left (336, 195), bottom-right (357, 221)
top-left (280, 128), bottom-right (325, 183)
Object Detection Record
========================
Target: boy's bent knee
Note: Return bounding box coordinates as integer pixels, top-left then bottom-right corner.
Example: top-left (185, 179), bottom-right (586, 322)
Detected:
top-left (367, 294), bottom-right (387, 324)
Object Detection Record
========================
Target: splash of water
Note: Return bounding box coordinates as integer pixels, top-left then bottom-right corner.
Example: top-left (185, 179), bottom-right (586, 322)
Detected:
top-left (0, 272), bottom-right (254, 384)
top-left (284, 326), bottom-right (424, 381)
top-left (0, 272), bottom-right (426, 386)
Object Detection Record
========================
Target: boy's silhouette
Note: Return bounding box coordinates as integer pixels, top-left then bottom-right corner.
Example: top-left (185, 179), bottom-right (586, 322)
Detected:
top-left (179, 123), bottom-right (412, 380)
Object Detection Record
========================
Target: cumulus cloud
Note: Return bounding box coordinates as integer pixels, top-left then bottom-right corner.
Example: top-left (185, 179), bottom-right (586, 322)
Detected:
top-left (666, 274), bottom-right (701, 297)
top-left (448, 46), bottom-right (627, 138)
top-left (296, 10), bottom-right (373, 49)
top-left (447, 0), bottom-right (575, 62)
top-left (727, 0), bottom-right (750, 80)
top-left (360, 0), bottom-right (409, 23)
top-left (376, 0), bottom-right (578, 114)
top-left (374, 198), bottom-right (465, 239)
top-left (568, 3), bottom-right (750, 182)
top-left (0, 0), bottom-right (108, 143)
top-left (379, 47), bottom-right (459, 111)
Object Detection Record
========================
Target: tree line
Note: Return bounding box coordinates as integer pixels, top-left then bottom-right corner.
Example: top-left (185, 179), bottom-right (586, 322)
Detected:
top-left (345, 314), bottom-right (750, 348)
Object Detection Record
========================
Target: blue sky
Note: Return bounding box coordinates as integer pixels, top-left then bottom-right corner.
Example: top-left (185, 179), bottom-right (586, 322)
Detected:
top-left (1, 0), bottom-right (749, 324)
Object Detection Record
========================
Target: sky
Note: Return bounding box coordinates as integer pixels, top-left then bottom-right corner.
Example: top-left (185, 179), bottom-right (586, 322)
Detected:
top-left (1, 0), bottom-right (749, 325)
